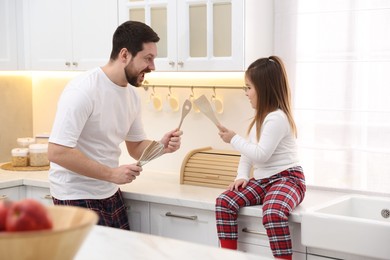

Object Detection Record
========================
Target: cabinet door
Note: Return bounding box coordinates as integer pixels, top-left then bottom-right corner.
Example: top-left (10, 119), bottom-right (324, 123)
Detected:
top-left (25, 0), bottom-right (73, 70)
top-left (25, 0), bottom-right (117, 70)
top-left (177, 0), bottom-right (244, 71)
top-left (118, 0), bottom-right (177, 71)
top-left (150, 203), bottom-right (218, 246)
top-left (71, 0), bottom-right (118, 70)
top-left (118, 0), bottom-right (243, 71)
top-left (125, 199), bottom-right (150, 233)
top-left (25, 186), bottom-right (53, 205)
top-left (0, 186), bottom-right (23, 201)
top-left (237, 215), bottom-right (306, 255)
top-left (0, 0), bottom-right (18, 70)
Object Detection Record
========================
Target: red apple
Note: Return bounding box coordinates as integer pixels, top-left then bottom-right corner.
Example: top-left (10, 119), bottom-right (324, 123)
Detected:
top-left (5, 199), bottom-right (53, 232)
top-left (0, 200), bottom-right (13, 231)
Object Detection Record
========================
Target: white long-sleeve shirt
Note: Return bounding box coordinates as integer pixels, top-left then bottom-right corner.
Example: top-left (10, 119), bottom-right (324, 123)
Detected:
top-left (230, 109), bottom-right (299, 181)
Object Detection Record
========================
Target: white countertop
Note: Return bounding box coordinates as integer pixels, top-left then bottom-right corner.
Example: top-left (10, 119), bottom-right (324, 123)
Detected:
top-left (75, 225), bottom-right (271, 260)
top-left (0, 166), bottom-right (380, 223)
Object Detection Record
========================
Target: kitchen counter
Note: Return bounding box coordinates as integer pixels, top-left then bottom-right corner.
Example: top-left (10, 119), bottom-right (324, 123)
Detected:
top-left (75, 225), bottom-right (271, 260)
top-left (0, 166), bottom-right (380, 223)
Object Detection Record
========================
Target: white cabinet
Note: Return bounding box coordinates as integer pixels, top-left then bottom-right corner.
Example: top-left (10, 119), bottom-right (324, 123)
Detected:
top-left (23, 0), bottom-right (118, 70)
top-left (150, 203), bottom-right (218, 246)
top-left (237, 215), bottom-right (306, 259)
top-left (118, 0), bottom-right (244, 71)
top-left (25, 186), bottom-right (53, 205)
top-left (125, 199), bottom-right (150, 233)
top-left (0, 0), bottom-right (18, 70)
top-left (0, 186), bottom-right (24, 201)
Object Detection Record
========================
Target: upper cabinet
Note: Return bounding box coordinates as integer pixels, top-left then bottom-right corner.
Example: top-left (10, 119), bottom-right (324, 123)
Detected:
top-left (0, 0), bottom-right (18, 70)
top-left (118, 0), bottom-right (245, 71)
top-left (22, 0), bottom-right (118, 71)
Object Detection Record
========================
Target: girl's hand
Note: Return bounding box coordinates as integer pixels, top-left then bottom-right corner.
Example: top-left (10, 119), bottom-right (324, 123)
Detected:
top-left (228, 179), bottom-right (248, 191)
top-left (217, 125), bottom-right (236, 143)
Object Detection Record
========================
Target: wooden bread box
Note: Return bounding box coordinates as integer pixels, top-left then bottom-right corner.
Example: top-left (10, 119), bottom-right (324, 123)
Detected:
top-left (180, 147), bottom-right (241, 189)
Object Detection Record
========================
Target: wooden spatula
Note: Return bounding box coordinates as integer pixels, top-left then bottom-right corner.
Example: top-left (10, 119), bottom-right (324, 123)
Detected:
top-left (194, 95), bottom-right (221, 127)
top-left (178, 99), bottom-right (192, 130)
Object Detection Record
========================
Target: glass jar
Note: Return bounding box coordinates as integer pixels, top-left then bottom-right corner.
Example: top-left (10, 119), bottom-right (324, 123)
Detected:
top-left (35, 133), bottom-right (50, 144)
top-left (11, 148), bottom-right (29, 167)
top-left (29, 143), bottom-right (49, 167)
top-left (17, 137), bottom-right (36, 148)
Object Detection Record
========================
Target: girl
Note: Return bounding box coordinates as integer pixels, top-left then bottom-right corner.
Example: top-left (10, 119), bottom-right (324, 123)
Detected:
top-left (215, 56), bottom-right (306, 260)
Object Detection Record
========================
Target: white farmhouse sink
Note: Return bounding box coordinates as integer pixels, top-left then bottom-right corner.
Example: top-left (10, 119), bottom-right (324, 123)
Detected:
top-left (301, 195), bottom-right (390, 259)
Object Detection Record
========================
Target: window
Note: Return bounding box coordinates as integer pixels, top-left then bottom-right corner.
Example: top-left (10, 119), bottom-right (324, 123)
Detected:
top-left (275, 0), bottom-right (390, 194)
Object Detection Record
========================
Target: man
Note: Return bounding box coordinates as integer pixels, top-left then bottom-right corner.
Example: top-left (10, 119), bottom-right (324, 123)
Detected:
top-left (48, 21), bottom-right (182, 230)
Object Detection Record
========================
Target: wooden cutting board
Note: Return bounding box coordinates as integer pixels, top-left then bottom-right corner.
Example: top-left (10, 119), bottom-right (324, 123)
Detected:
top-left (180, 147), bottom-right (242, 189)
top-left (0, 162), bottom-right (49, 171)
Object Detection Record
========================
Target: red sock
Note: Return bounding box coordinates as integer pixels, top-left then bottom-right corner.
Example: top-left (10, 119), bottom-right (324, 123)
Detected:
top-left (219, 239), bottom-right (237, 250)
top-left (275, 255), bottom-right (292, 260)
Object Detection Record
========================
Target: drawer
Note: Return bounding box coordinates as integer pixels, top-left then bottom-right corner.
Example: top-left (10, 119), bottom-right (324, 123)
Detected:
top-left (238, 215), bottom-right (306, 253)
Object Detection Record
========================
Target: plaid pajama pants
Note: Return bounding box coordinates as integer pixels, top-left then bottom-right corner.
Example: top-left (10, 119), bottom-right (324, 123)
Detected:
top-left (52, 188), bottom-right (130, 230)
top-left (215, 166), bottom-right (306, 257)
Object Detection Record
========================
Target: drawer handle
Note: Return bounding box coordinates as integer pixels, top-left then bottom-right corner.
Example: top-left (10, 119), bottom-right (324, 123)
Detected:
top-left (165, 212), bottom-right (198, 221)
top-left (43, 195), bottom-right (53, 200)
top-left (0, 195), bottom-right (8, 200)
top-left (242, 227), bottom-right (267, 236)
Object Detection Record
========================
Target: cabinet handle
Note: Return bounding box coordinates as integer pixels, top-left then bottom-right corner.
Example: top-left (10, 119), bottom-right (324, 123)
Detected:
top-left (0, 195), bottom-right (8, 200)
top-left (65, 61), bottom-right (71, 67)
top-left (72, 62), bottom-right (78, 67)
top-left (177, 61), bottom-right (184, 67)
top-left (43, 195), bottom-right (52, 200)
top-left (168, 61), bottom-right (175, 67)
top-left (242, 227), bottom-right (267, 236)
top-left (165, 212), bottom-right (197, 221)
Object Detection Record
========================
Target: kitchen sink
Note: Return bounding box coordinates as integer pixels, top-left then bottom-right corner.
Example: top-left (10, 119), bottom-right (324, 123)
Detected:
top-left (301, 194), bottom-right (390, 259)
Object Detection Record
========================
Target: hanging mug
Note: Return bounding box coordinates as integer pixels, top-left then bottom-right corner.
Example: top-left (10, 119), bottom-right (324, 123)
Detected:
top-left (211, 94), bottom-right (224, 114)
top-left (189, 94), bottom-right (201, 113)
top-left (167, 93), bottom-right (180, 112)
top-left (150, 92), bottom-right (163, 112)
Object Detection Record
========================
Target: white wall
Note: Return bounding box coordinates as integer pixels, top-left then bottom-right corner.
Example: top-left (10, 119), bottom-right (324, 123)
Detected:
top-left (32, 72), bottom-right (253, 175)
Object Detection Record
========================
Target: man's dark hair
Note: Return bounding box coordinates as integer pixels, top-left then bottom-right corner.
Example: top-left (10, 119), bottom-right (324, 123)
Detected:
top-left (110, 21), bottom-right (160, 60)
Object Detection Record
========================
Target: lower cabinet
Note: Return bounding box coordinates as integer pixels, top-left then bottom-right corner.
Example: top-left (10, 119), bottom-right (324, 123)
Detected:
top-left (125, 199), bottom-right (150, 233)
top-left (237, 215), bottom-right (306, 259)
top-left (25, 186), bottom-right (53, 205)
top-left (307, 247), bottom-right (381, 260)
top-left (150, 203), bottom-right (219, 247)
top-left (0, 186), bottom-right (24, 201)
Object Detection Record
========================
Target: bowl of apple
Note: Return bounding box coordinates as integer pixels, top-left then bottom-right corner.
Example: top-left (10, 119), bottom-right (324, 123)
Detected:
top-left (0, 199), bottom-right (98, 260)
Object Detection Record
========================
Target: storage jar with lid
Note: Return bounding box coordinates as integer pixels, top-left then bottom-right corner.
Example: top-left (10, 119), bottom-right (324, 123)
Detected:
top-left (11, 148), bottom-right (29, 167)
top-left (29, 143), bottom-right (49, 166)
top-left (17, 137), bottom-right (35, 148)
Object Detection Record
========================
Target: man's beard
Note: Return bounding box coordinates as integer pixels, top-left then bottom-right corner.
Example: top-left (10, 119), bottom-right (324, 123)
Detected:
top-left (125, 67), bottom-right (151, 87)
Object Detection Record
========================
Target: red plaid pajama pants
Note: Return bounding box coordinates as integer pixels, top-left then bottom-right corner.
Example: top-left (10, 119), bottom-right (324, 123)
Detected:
top-left (215, 166), bottom-right (306, 258)
top-left (52, 188), bottom-right (130, 230)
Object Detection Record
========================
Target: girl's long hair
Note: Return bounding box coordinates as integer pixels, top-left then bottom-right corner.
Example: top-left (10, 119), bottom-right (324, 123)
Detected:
top-left (246, 56), bottom-right (297, 140)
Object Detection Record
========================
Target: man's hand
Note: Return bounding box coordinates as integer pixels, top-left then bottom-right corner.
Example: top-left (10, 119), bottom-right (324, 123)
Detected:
top-left (160, 129), bottom-right (183, 154)
top-left (111, 164), bottom-right (142, 185)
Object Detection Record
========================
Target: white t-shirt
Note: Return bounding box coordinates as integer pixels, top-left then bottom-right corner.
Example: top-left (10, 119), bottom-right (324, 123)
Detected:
top-left (231, 109), bottom-right (299, 181)
top-left (49, 67), bottom-right (147, 200)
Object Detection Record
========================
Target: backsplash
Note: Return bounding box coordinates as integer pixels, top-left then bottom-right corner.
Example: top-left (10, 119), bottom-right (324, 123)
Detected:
top-left (12, 71), bottom-right (251, 175)
top-left (1, 71), bottom-right (388, 196)
top-left (0, 73), bottom-right (33, 162)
